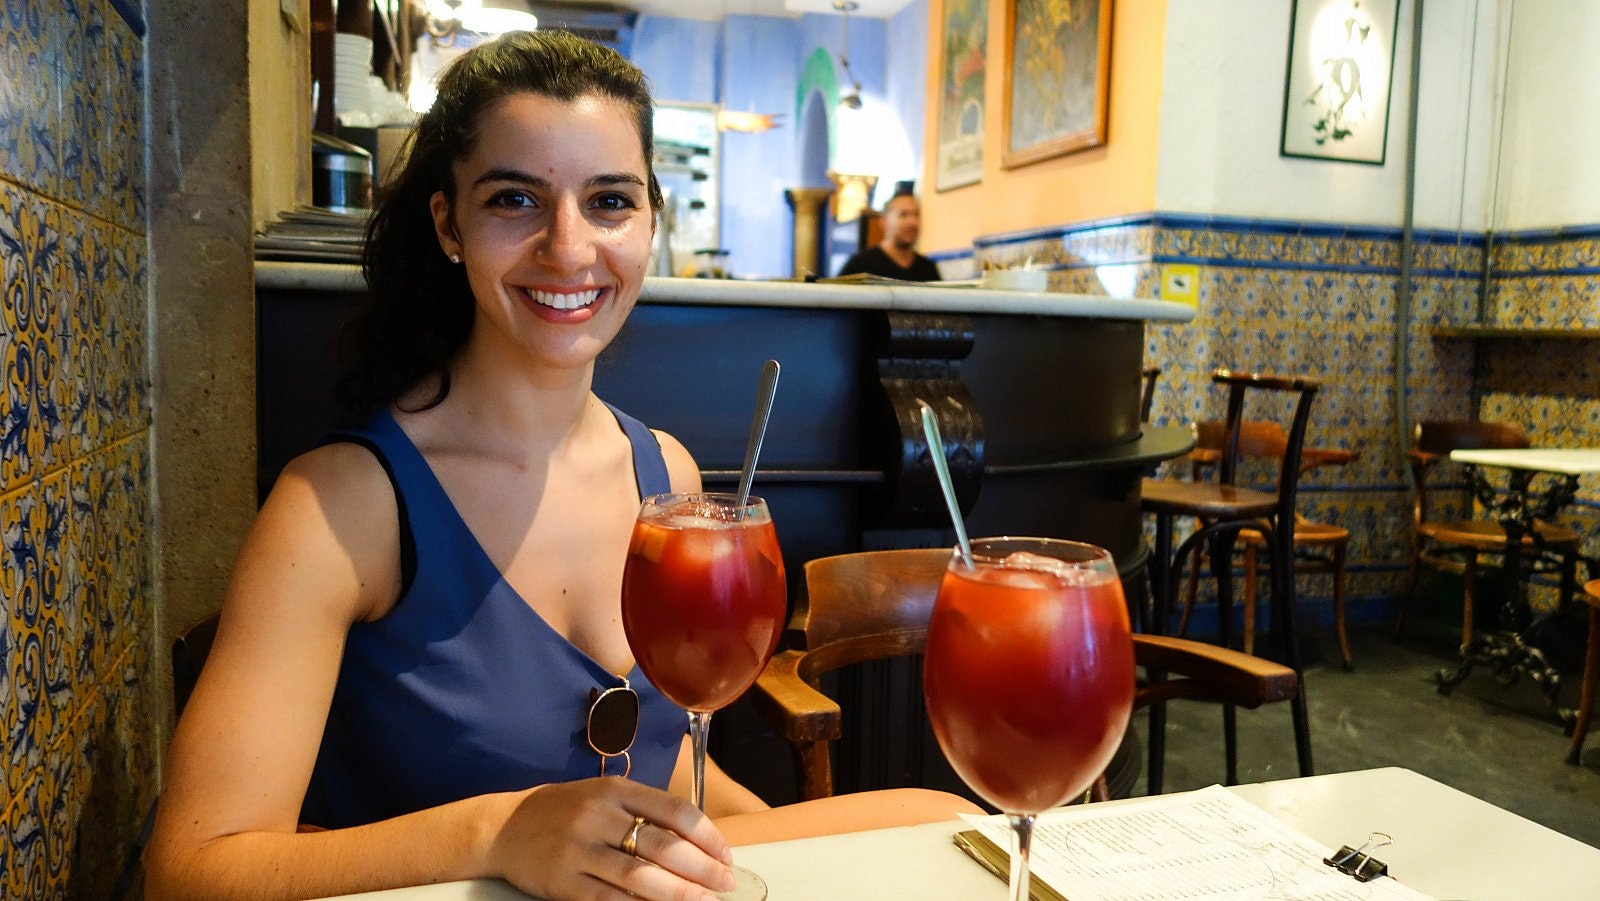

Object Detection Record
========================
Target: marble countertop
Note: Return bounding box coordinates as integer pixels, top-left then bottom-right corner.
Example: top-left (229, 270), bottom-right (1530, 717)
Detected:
top-left (254, 261), bottom-right (1195, 323)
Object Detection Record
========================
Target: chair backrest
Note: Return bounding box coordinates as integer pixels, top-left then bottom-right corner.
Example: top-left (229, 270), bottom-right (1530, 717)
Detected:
top-left (172, 613), bottom-right (220, 718)
top-left (1194, 419), bottom-right (1356, 477)
top-left (1413, 420), bottom-right (1529, 456)
top-left (780, 547), bottom-right (1299, 800)
top-left (1407, 420), bottom-right (1530, 527)
top-left (1208, 370), bottom-right (1321, 548)
top-left (1195, 419), bottom-right (1289, 460)
top-left (791, 548), bottom-right (949, 681)
top-left (1140, 366), bottom-right (1161, 423)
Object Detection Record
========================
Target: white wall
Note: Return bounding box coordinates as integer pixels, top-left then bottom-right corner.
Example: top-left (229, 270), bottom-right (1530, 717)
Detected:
top-left (1492, 0), bottom-right (1600, 230)
top-left (1155, 0), bottom-right (1497, 231)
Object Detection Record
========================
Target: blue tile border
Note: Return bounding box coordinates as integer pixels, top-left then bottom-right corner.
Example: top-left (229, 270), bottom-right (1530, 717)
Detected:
top-left (971, 212), bottom-right (1155, 248)
top-left (944, 212), bottom-right (1600, 282)
top-left (106, 0), bottom-right (144, 39)
top-left (960, 212), bottom-right (1600, 255)
top-left (1492, 265), bottom-right (1600, 278)
top-left (1498, 222), bottom-right (1600, 242)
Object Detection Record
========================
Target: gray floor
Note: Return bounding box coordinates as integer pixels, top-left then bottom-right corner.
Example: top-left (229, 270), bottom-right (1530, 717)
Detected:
top-left (1140, 622), bottom-right (1600, 851)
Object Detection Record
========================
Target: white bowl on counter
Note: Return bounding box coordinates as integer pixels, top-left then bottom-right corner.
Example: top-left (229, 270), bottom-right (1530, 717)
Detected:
top-left (983, 268), bottom-right (1049, 292)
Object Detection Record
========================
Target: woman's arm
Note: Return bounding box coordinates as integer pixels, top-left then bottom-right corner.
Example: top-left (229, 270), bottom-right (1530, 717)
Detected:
top-left (144, 445), bottom-right (734, 901)
top-left (669, 736), bottom-right (770, 819)
top-left (716, 789), bottom-right (982, 846)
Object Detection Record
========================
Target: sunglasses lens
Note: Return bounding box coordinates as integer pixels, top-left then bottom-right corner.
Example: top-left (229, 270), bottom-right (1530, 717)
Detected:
top-left (588, 687), bottom-right (639, 756)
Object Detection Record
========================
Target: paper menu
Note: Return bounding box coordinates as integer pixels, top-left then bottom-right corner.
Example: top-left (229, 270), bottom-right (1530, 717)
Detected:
top-left (961, 785), bottom-right (1434, 901)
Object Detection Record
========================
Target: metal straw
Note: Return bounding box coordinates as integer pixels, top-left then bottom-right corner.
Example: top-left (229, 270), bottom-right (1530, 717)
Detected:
top-left (735, 360), bottom-right (781, 508)
top-left (919, 401), bottom-right (974, 569)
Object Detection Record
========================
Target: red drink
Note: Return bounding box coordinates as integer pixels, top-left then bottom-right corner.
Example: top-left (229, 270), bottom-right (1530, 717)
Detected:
top-left (924, 552), bottom-right (1134, 814)
top-left (622, 498), bottom-right (786, 712)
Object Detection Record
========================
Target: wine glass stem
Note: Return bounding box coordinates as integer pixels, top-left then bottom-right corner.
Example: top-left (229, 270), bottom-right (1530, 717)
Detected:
top-left (1007, 813), bottom-right (1035, 901)
top-left (688, 710), bottom-right (712, 811)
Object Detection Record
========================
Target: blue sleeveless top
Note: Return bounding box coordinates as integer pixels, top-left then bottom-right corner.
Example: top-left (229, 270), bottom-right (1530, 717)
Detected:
top-left (300, 404), bottom-right (686, 829)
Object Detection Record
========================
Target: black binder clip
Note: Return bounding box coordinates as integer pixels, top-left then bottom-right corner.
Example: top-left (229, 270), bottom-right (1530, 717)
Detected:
top-left (1323, 832), bottom-right (1392, 883)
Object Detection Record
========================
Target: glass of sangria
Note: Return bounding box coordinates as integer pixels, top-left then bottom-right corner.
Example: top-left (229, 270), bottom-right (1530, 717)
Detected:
top-left (621, 492), bottom-right (786, 900)
top-left (923, 537), bottom-right (1135, 901)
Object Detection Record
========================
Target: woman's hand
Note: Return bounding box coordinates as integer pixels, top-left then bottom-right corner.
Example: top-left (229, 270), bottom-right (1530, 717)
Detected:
top-left (492, 777), bottom-right (736, 900)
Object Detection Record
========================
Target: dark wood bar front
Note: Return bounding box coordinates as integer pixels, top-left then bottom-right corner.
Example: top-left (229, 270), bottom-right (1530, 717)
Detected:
top-left (255, 266), bottom-right (1195, 801)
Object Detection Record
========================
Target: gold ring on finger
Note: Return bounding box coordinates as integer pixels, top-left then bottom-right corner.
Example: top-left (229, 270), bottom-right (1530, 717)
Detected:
top-left (621, 815), bottom-right (647, 857)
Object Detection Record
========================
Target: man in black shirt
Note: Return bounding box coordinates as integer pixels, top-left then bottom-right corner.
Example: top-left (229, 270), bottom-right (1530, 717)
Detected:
top-left (836, 190), bottom-right (941, 281)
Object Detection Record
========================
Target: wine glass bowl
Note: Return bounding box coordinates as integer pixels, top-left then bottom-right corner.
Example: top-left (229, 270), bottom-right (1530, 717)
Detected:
top-left (621, 492), bottom-right (785, 901)
top-left (622, 493), bottom-right (786, 712)
top-left (923, 537), bottom-right (1135, 900)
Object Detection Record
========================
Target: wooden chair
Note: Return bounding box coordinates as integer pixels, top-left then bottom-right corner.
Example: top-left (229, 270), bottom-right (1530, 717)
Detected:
top-left (747, 548), bottom-right (1299, 802)
top-left (1177, 420), bottom-right (1359, 669)
top-left (1569, 580), bottom-right (1600, 765)
top-left (1140, 366), bottom-right (1161, 423)
top-left (1392, 421), bottom-right (1581, 646)
top-left (1139, 370), bottom-right (1320, 792)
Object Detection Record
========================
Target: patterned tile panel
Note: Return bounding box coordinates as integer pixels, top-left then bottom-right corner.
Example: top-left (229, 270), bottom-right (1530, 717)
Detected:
top-left (1068, 216), bottom-right (1487, 629)
top-left (56, 0), bottom-right (106, 215)
top-left (0, 187), bottom-right (66, 491)
top-left (0, 0), bottom-right (60, 195)
top-left (102, 436), bottom-right (149, 664)
top-left (2, 484), bottom-right (44, 807)
top-left (1487, 231), bottom-right (1600, 329)
top-left (65, 454), bottom-right (97, 682)
top-left (104, 7), bottom-right (144, 229)
top-left (34, 469), bottom-right (71, 770)
top-left (49, 638), bottom-right (154, 898)
top-left (120, 225), bottom-right (150, 432)
top-left (0, 0), bottom-right (153, 894)
top-left (0, 182), bottom-right (24, 491)
top-left (52, 205), bottom-right (88, 470)
top-left (2, 777), bottom-right (47, 899)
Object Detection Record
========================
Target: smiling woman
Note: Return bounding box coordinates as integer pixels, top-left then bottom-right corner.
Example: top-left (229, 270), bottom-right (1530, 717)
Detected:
top-left (426, 92), bottom-right (655, 371)
top-left (144, 28), bottom-right (974, 901)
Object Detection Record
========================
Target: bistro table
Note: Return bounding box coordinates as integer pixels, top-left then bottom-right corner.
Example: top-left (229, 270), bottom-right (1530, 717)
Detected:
top-left (310, 767), bottom-right (1600, 900)
top-left (1439, 448), bottom-right (1600, 719)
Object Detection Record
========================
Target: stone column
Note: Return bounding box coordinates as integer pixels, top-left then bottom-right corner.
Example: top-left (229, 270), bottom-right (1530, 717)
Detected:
top-left (785, 187), bottom-right (833, 279)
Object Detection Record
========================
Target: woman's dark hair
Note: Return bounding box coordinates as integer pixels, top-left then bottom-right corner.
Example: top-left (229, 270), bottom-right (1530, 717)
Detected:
top-left (337, 30), bottom-right (662, 416)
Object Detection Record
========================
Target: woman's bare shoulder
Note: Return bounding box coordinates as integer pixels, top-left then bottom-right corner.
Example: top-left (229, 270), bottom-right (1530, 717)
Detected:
top-left (278, 438), bottom-right (393, 491)
top-left (247, 439), bottom-right (404, 621)
top-left (651, 428), bottom-right (702, 493)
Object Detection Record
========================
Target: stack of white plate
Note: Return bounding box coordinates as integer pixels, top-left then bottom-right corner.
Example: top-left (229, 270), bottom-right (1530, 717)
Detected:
top-left (334, 32), bottom-right (374, 118)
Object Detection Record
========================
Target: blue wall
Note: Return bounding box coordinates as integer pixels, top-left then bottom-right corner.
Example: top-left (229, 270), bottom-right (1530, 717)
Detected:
top-left (887, 0), bottom-right (929, 200)
top-left (721, 15), bottom-right (807, 278)
top-left (624, 8), bottom-right (921, 280)
top-left (632, 15), bottom-right (721, 103)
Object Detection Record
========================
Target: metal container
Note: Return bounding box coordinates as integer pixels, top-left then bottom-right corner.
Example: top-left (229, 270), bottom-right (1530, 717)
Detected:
top-left (312, 132), bottom-right (373, 213)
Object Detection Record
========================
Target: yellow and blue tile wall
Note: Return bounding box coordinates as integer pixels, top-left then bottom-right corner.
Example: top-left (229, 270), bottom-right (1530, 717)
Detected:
top-left (1476, 226), bottom-right (1600, 583)
top-left (951, 211), bottom-right (1599, 628)
top-left (1, 0), bottom-right (154, 897)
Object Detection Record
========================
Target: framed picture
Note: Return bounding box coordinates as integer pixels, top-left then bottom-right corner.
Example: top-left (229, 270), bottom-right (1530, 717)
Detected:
top-left (1279, 0), bottom-right (1400, 165)
top-left (1002, 0), bottom-right (1112, 170)
top-left (936, 0), bottom-right (988, 191)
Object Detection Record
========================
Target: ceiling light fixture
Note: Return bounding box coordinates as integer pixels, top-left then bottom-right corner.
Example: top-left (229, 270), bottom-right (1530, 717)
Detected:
top-left (833, 1), bottom-right (863, 110)
top-left (426, 0), bottom-right (538, 44)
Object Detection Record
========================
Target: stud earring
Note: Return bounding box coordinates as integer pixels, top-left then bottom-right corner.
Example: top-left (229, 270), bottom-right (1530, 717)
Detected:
top-left (449, 253), bottom-right (462, 264)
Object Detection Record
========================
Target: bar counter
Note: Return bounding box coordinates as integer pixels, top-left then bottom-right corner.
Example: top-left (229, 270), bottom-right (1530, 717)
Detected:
top-left (255, 262), bottom-right (1194, 320)
top-left (254, 263), bottom-right (1195, 799)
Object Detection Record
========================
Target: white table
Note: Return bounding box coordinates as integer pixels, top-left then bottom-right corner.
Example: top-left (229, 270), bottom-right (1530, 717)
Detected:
top-left (1441, 448), bottom-right (1600, 718)
top-left (311, 768), bottom-right (1600, 900)
top-left (1449, 448), bottom-right (1600, 475)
